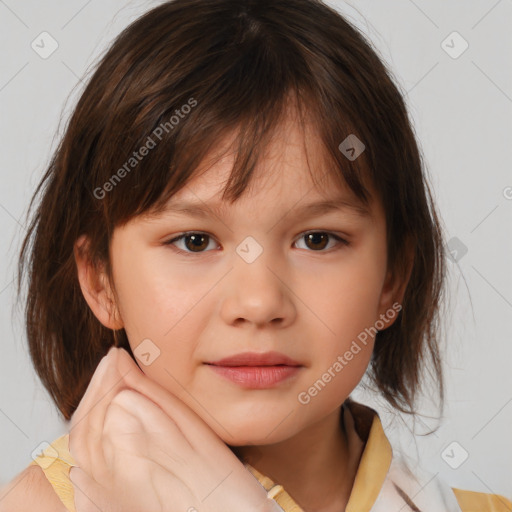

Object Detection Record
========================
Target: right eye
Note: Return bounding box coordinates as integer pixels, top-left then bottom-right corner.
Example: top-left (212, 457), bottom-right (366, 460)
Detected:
top-left (163, 232), bottom-right (219, 255)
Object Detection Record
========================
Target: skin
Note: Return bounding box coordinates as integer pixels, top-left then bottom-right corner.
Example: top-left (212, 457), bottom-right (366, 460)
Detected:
top-left (75, 110), bottom-right (410, 511)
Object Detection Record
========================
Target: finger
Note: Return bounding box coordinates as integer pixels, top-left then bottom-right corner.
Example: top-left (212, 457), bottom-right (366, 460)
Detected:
top-left (104, 389), bottom-right (194, 468)
top-left (109, 389), bottom-right (254, 502)
top-left (102, 398), bottom-right (145, 466)
top-left (104, 389), bottom-right (253, 508)
top-left (69, 347), bottom-right (115, 478)
top-left (69, 347), bottom-right (136, 480)
top-left (114, 348), bottom-right (227, 451)
top-left (71, 346), bottom-right (227, 468)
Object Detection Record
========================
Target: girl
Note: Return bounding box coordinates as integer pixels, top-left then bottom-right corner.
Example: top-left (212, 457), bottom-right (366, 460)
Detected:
top-left (2, 0), bottom-right (510, 510)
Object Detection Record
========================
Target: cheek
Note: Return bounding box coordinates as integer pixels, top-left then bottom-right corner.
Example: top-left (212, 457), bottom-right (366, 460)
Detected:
top-left (307, 259), bottom-right (384, 339)
top-left (299, 247), bottom-right (383, 385)
top-left (113, 255), bottom-right (199, 338)
top-left (111, 252), bottom-right (214, 386)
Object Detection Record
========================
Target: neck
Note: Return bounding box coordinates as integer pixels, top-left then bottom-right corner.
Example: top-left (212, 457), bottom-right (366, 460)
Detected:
top-left (232, 405), bottom-right (360, 512)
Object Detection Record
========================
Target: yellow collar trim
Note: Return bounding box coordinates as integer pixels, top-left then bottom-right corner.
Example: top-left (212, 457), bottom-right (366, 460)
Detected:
top-left (245, 400), bottom-right (392, 512)
top-left (345, 407), bottom-right (392, 511)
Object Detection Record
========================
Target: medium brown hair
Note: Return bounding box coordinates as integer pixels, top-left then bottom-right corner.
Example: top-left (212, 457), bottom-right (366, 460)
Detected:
top-left (17, 0), bottom-right (447, 421)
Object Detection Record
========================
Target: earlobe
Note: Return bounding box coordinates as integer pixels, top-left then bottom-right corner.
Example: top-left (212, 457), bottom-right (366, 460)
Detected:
top-left (74, 235), bottom-right (124, 330)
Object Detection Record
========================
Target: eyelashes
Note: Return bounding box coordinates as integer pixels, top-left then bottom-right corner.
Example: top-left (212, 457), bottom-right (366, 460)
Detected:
top-left (295, 232), bottom-right (350, 251)
top-left (165, 232), bottom-right (218, 255)
top-left (163, 231), bottom-right (350, 257)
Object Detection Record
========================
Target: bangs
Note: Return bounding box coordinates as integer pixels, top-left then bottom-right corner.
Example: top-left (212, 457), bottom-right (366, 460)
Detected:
top-left (131, 88), bottom-right (373, 222)
top-left (81, 2), bottom-right (375, 232)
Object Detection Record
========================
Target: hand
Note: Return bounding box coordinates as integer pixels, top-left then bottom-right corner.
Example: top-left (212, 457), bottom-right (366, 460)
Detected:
top-left (68, 346), bottom-right (282, 512)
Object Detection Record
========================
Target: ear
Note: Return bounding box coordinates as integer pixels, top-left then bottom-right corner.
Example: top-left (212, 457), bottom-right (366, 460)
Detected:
top-left (377, 238), bottom-right (414, 329)
top-left (74, 234), bottom-right (124, 330)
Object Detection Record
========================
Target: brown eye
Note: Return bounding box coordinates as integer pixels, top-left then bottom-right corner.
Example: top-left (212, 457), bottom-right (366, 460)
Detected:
top-left (295, 232), bottom-right (348, 252)
top-left (165, 232), bottom-right (217, 254)
top-left (183, 233), bottom-right (210, 252)
top-left (304, 232), bottom-right (329, 250)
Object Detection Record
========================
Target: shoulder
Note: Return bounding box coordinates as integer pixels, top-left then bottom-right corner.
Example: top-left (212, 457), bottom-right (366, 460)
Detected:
top-left (452, 487), bottom-right (512, 512)
top-left (0, 464), bottom-right (68, 512)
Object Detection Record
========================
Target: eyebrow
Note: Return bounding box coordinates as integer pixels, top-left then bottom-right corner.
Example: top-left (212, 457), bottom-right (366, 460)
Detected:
top-left (158, 197), bottom-right (371, 219)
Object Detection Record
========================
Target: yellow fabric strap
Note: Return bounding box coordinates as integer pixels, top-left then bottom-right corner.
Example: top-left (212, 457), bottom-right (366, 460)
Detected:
top-left (29, 435), bottom-right (77, 512)
top-left (345, 411), bottom-right (392, 512)
top-left (245, 463), bottom-right (304, 512)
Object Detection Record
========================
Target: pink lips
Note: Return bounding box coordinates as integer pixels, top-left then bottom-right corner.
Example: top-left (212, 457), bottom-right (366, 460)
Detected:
top-left (205, 351), bottom-right (302, 389)
top-left (207, 351), bottom-right (301, 367)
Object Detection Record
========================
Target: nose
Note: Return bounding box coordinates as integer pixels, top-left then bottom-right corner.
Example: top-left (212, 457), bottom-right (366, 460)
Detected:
top-left (219, 248), bottom-right (296, 329)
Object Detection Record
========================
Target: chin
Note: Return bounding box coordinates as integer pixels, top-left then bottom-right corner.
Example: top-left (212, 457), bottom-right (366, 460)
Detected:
top-left (208, 410), bottom-right (300, 447)
top-left (219, 430), bottom-right (283, 447)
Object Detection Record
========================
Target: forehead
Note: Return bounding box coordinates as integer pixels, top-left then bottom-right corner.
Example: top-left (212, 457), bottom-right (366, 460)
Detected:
top-left (167, 116), bottom-right (375, 216)
top-left (139, 100), bottom-right (384, 227)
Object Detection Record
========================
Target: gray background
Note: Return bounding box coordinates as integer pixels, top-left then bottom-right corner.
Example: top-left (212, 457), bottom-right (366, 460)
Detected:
top-left (1, 0), bottom-right (511, 501)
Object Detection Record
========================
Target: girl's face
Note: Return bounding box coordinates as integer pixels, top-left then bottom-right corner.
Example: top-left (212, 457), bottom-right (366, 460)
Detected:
top-left (77, 118), bottom-right (403, 446)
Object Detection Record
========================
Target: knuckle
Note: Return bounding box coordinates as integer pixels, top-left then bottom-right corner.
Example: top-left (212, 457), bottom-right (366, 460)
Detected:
top-left (111, 388), bottom-right (139, 406)
top-left (105, 392), bottom-right (144, 434)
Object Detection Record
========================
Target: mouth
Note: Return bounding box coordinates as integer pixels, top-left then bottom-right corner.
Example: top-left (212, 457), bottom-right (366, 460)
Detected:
top-left (204, 351), bottom-right (303, 389)
top-left (205, 364), bottom-right (302, 388)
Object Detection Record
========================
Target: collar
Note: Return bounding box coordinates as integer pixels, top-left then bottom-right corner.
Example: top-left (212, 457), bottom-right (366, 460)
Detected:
top-left (244, 398), bottom-right (393, 512)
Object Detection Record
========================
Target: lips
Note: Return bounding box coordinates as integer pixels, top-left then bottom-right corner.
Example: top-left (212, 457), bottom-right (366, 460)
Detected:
top-left (205, 351), bottom-right (302, 367)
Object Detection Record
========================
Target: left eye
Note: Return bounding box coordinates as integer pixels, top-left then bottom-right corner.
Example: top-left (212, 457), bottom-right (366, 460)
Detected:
top-left (164, 231), bottom-right (349, 254)
top-left (294, 232), bottom-right (349, 251)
